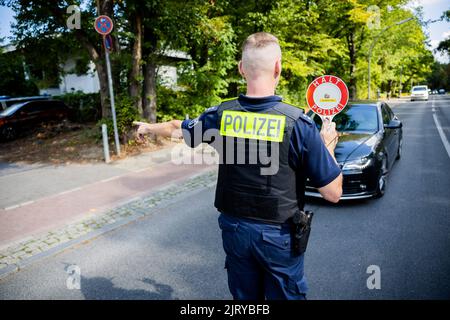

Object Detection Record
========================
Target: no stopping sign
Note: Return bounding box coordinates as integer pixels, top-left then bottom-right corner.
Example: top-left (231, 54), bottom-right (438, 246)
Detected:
top-left (306, 75), bottom-right (349, 118)
top-left (94, 15), bottom-right (114, 35)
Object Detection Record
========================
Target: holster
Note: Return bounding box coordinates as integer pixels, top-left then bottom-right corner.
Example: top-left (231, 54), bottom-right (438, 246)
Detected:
top-left (290, 210), bottom-right (314, 256)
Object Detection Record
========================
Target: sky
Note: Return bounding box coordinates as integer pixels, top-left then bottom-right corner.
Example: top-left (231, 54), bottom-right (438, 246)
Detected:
top-left (405, 0), bottom-right (450, 63)
top-left (0, 1), bottom-right (449, 63)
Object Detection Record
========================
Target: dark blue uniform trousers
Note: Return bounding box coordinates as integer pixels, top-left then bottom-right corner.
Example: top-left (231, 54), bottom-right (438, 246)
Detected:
top-left (218, 213), bottom-right (308, 300)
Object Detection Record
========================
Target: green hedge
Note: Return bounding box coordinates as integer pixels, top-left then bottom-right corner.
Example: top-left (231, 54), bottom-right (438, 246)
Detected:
top-left (97, 94), bottom-right (140, 143)
top-left (56, 91), bottom-right (101, 123)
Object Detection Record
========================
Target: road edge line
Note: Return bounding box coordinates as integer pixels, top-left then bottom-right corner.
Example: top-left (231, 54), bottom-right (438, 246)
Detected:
top-left (431, 100), bottom-right (450, 160)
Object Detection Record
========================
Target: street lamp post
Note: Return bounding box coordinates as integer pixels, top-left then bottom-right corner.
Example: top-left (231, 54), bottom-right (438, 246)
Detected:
top-left (367, 17), bottom-right (413, 100)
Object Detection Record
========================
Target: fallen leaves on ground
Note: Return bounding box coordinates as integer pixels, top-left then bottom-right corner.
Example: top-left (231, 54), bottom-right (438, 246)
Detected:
top-left (0, 121), bottom-right (177, 164)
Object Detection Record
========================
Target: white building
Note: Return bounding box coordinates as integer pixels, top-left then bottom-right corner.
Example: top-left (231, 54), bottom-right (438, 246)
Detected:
top-left (3, 44), bottom-right (189, 96)
top-left (53, 58), bottom-right (100, 95)
top-left (53, 49), bottom-right (190, 95)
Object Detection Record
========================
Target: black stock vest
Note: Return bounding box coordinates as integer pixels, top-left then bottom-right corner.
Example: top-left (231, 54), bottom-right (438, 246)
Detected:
top-left (213, 99), bottom-right (305, 224)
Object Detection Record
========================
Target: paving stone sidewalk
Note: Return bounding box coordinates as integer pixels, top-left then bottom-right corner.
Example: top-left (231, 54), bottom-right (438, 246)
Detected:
top-left (0, 169), bottom-right (217, 275)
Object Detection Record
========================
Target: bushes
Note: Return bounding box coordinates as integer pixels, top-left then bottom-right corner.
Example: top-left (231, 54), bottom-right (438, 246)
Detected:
top-left (156, 85), bottom-right (219, 122)
top-left (97, 94), bottom-right (140, 143)
top-left (57, 91), bottom-right (101, 123)
top-left (59, 92), bottom-right (139, 144)
top-left (156, 85), bottom-right (193, 122)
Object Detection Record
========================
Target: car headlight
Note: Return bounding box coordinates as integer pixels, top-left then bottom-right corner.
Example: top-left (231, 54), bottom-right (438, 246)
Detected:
top-left (342, 157), bottom-right (373, 172)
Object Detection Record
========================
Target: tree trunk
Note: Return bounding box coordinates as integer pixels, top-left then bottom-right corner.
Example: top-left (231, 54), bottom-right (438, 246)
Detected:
top-left (347, 32), bottom-right (357, 100)
top-left (143, 62), bottom-right (157, 123)
top-left (97, 0), bottom-right (114, 16)
top-left (73, 29), bottom-right (111, 118)
top-left (95, 61), bottom-right (111, 118)
top-left (142, 22), bottom-right (158, 123)
top-left (129, 13), bottom-right (143, 115)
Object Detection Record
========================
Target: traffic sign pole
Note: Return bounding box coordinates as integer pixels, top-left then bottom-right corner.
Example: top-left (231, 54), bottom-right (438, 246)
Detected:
top-left (104, 45), bottom-right (121, 156)
top-left (94, 16), bottom-right (120, 156)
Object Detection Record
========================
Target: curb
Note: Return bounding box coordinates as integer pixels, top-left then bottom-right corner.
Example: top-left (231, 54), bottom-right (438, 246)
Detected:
top-left (0, 264), bottom-right (18, 280)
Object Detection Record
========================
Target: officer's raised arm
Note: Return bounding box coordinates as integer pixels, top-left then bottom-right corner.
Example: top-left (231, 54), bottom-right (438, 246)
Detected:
top-left (293, 116), bottom-right (343, 204)
top-left (133, 120), bottom-right (183, 140)
top-left (317, 119), bottom-right (343, 203)
top-left (134, 105), bottom-right (219, 147)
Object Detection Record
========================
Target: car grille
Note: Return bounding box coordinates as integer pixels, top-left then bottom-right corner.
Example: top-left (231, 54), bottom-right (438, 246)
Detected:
top-left (342, 175), bottom-right (370, 194)
top-left (306, 174), bottom-right (371, 195)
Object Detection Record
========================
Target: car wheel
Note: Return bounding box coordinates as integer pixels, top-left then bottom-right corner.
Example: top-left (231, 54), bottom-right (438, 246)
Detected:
top-left (1, 125), bottom-right (17, 141)
top-left (396, 137), bottom-right (402, 160)
top-left (374, 156), bottom-right (387, 198)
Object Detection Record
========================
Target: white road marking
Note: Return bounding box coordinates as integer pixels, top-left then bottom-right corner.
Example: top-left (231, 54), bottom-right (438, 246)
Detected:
top-left (4, 200), bottom-right (35, 211)
top-left (431, 99), bottom-right (450, 160)
top-left (1, 165), bottom-right (161, 210)
top-left (100, 176), bottom-right (120, 183)
top-left (4, 204), bottom-right (20, 211)
top-left (57, 186), bottom-right (83, 195)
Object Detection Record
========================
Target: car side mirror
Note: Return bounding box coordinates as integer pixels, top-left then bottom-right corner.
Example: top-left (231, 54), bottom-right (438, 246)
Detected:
top-left (384, 119), bottom-right (402, 129)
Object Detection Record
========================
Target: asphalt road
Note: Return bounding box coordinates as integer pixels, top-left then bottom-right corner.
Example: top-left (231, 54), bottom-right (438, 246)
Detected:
top-left (0, 95), bottom-right (449, 299)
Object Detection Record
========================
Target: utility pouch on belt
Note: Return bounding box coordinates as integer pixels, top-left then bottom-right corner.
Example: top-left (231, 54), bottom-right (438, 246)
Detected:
top-left (291, 210), bottom-right (314, 256)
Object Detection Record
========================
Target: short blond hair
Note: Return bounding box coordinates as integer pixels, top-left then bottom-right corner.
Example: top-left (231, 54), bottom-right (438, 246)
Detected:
top-left (242, 32), bottom-right (280, 52)
top-left (241, 32), bottom-right (282, 79)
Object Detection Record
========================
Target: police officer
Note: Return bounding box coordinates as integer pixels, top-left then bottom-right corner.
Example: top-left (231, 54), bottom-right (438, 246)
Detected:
top-left (134, 32), bottom-right (342, 300)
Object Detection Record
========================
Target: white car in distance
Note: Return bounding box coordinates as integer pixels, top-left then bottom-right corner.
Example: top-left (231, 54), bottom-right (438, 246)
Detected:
top-left (410, 85), bottom-right (429, 101)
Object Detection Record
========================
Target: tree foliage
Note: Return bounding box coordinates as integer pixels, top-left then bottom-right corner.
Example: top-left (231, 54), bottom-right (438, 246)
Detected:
top-left (0, 0), bottom-right (440, 124)
top-left (437, 10), bottom-right (450, 57)
top-left (0, 49), bottom-right (39, 96)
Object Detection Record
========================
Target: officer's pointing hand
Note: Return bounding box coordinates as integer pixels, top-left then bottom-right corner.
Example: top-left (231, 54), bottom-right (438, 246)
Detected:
top-left (133, 121), bottom-right (151, 142)
top-left (133, 120), bottom-right (183, 140)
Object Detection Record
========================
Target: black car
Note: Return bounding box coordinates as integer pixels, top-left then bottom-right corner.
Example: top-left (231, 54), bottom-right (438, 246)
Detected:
top-left (305, 102), bottom-right (402, 199)
top-left (0, 95), bottom-right (51, 111)
top-left (0, 100), bottom-right (70, 141)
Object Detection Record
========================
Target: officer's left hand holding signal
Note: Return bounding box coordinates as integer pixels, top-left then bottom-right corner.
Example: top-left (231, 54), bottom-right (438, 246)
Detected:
top-left (320, 118), bottom-right (339, 155)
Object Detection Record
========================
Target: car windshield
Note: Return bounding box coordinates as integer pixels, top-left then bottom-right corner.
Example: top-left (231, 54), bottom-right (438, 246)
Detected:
top-left (311, 105), bottom-right (379, 133)
top-left (0, 103), bottom-right (25, 116)
top-left (413, 86), bottom-right (427, 91)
